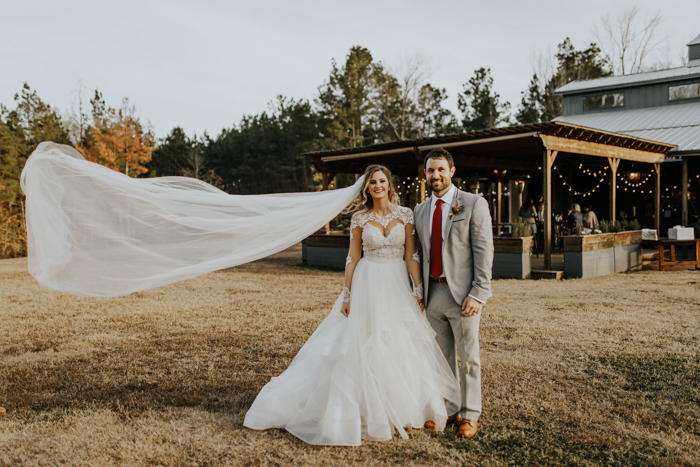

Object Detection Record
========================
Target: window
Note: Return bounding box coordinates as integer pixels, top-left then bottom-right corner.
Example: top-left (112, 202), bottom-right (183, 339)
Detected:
top-left (583, 93), bottom-right (624, 110)
top-left (669, 83), bottom-right (700, 101)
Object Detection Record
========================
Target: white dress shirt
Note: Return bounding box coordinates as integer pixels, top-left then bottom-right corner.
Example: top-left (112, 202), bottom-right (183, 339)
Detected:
top-left (428, 184), bottom-right (483, 304)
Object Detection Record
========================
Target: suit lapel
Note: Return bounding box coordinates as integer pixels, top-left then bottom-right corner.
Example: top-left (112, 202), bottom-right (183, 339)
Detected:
top-left (443, 190), bottom-right (461, 242)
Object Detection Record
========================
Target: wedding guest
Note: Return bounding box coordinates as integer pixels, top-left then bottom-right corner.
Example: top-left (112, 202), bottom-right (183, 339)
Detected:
top-left (567, 204), bottom-right (583, 230)
top-left (582, 205), bottom-right (599, 232)
top-left (519, 198), bottom-right (537, 235)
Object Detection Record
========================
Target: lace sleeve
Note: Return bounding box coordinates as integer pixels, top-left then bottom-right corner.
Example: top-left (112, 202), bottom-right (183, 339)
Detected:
top-left (349, 211), bottom-right (364, 240)
top-left (342, 211), bottom-right (364, 306)
top-left (399, 206), bottom-right (414, 226)
top-left (403, 207), bottom-right (422, 300)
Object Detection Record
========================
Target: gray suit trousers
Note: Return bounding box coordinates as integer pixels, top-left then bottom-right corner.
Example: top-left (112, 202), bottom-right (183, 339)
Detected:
top-left (426, 281), bottom-right (481, 420)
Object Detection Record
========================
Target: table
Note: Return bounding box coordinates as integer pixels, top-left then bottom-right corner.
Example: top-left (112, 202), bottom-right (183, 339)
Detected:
top-left (642, 238), bottom-right (700, 271)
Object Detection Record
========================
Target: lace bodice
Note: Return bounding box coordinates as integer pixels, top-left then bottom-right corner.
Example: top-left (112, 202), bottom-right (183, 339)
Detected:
top-left (351, 207), bottom-right (414, 259)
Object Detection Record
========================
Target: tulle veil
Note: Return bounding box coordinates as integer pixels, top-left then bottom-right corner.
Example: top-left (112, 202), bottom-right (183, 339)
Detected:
top-left (20, 142), bottom-right (364, 297)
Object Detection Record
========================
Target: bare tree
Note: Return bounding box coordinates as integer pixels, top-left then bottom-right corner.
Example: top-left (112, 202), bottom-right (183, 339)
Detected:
top-left (529, 45), bottom-right (557, 94)
top-left (65, 80), bottom-right (90, 145)
top-left (594, 7), bottom-right (667, 75)
top-left (373, 52), bottom-right (432, 141)
top-left (180, 136), bottom-right (209, 180)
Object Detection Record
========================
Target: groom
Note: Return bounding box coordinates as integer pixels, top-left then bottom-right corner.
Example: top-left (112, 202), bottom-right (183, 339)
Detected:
top-left (414, 148), bottom-right (494, 438)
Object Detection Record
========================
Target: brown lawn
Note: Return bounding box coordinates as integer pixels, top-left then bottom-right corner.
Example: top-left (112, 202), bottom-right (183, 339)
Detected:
top-left (1, 245), bottom-right (699, 466)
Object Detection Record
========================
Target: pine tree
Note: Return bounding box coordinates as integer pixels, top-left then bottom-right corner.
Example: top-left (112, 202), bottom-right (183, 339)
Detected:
top-left (539, 39), bottom-right (612, 121)
top-left (317, 46), bottom-right (377, 149)
top-left (457, 68), bottom-right (511, 131)
top-left (0, 83), bottom-right (71, 258)
top-left (515, 75), bottom-right (543, 124)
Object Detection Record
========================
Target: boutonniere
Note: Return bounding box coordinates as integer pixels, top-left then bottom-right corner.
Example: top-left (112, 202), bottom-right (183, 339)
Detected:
top-left (448, 204), bottom-right (462, 218)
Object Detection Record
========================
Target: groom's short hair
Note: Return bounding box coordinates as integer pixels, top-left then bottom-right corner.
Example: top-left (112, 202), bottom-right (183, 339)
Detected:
top-left (424, 148), bottom-right (454, 169)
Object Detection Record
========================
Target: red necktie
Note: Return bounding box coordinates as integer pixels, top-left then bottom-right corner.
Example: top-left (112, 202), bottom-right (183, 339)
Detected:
top-left (430, 199), bottom-right (444, 280)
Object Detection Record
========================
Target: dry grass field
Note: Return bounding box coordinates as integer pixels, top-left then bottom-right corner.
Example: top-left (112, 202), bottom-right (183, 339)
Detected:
top-left (1, 245), bottom-right (699, 466)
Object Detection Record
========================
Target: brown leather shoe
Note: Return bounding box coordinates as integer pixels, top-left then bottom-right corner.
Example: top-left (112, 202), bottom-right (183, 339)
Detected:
top-left (423, 420), bottom-right (436, 429)
top-left (457, 419), bottom-right (478, 437)
top-left (446, 415), bottom-right (462, 426)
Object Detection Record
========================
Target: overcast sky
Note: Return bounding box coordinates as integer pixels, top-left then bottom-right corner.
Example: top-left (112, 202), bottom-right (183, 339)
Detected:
top-left (2, 0), bottom-right (698, 139)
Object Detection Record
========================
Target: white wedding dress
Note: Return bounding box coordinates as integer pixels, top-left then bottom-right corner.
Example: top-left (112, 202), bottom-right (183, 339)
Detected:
top-left (244, 206), bottom-right (460, 446)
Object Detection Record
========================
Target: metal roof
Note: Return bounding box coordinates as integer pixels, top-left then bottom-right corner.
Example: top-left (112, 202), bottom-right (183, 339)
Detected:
top-left (555, 102), bottom-right (700, 153)
top-left (688, 33), bottom-right (700, 46)
top-left (304, 122), bottom-right (674, 176)
top-left (303, 122), bottom-right (674, 160)
top-left (555, 64), bottom-right (700, 95)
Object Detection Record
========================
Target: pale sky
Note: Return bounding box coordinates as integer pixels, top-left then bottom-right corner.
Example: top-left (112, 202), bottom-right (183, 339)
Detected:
top-left (2, 0), bottom-right (698, 139)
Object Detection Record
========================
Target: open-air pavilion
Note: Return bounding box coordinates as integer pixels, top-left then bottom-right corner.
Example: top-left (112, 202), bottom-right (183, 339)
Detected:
top-left (304, 122), bottom-right (676, 271)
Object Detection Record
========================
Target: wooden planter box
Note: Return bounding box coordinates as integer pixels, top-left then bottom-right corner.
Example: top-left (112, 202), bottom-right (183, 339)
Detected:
top-left (563, 231), bottom-right (642, 278)
top-left (613, 230), bottom-right (643, 273)
top-left (301, 234), bottom-right (350, 269)
top-left (492, 236), bottom-right (532, 279)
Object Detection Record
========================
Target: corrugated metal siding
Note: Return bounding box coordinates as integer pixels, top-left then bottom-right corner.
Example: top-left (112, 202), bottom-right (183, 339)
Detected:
top-left (556, 65), bottom-right (700, 94)
top-left (563, 80), bottom-right (700, 116)
top-left (555, 102), bottom-right (700, 152)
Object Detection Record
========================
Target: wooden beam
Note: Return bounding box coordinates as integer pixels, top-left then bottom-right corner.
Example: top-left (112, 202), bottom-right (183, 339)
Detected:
top-left (654, 163), bottom-right (661, 233)
top-left (682, 157), bottom-right (688, 227)
top-left (539, 134), bottom-right (667, 163)
top-left (543, 149), bottom-right (558, 270)
top-left (607, 157), bottom-right (620, 222)
top-left (450, 153), bottom-right (541, 170)
top-left (418, 131), bottom-right (540, 151)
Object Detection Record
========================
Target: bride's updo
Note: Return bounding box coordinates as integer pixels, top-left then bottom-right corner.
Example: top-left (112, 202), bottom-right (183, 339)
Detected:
top-left (344, 164), bottom-right (401, 214)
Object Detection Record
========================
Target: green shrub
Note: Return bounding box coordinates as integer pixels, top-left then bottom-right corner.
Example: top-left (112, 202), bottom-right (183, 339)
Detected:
top-left (511, 222), bottom-right (534, 238)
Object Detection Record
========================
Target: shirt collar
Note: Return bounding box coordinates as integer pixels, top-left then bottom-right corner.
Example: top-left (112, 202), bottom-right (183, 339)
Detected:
top-left (431, 184), bottom-right (456, 208)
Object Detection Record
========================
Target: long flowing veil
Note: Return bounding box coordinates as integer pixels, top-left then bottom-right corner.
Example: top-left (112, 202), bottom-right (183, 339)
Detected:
top-left (20, 142), bottom-right (364, 297)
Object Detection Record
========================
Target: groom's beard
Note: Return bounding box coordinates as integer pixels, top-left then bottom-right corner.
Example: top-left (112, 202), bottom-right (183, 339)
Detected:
top-left (430, 177), bottom-right (450, 193)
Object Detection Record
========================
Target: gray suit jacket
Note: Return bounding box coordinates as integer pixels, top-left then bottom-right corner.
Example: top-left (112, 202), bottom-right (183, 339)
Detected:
top-left (414, 190), bottom-right (494, 306)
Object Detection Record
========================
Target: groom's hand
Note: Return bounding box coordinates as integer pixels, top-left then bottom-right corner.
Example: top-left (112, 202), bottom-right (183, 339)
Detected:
top-left (461, 297), bottom-right (482, 316)
top-left (415, 297), bottom-right (426, 315)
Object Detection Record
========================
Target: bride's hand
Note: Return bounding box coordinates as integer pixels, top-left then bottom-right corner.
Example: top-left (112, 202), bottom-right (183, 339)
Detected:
top-left (415, 297), bottom-right (425, 313)
top-left (340, 302), bottom-right (349, 317)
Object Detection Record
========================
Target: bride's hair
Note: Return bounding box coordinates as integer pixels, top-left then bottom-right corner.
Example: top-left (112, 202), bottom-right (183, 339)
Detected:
top-left (343, 164), bottom-right (401, 215)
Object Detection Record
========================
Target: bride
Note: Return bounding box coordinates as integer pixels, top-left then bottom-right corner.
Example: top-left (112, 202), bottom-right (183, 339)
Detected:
top-left (243, 164), bottom-right (460, 446)
top-left (20, 144), bottom-right (459, 446)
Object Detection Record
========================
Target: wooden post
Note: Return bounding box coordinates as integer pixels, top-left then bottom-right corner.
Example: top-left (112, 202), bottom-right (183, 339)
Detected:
top-left (494, 170), bottom-right (507, 233)
top-left (487, 182), bottom-right (494, 227)
top-left (607, 157), bottom-right (620, 222)
top-left (497, 179), bottom-right (503, 228)
top-left (682, 157), bottom-right (688, 227)
top-left (321, 172), bottom-right (337, 191)
top-left (654, 163), bottom-right (661, 234)
top-left (418, 164), bottom-right (426, 203)
top-left (551, 166), bottom-right (557, 215)
top-left (321, 172), bottom-right (336, 234)
top-left (543, 149), bottom-right (558, 270)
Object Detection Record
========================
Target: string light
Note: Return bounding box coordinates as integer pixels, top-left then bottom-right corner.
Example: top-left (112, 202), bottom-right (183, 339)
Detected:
top-left (619, 171), bottom-right (652, 188)
top-left (554, 165), bottom-right (607, 197)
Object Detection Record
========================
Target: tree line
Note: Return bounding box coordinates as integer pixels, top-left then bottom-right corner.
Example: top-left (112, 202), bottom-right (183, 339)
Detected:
top-left (1, 7), bottom-right (675, 258)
